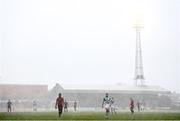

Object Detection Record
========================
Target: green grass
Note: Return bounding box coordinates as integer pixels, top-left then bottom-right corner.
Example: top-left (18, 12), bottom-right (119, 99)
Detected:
top-left (0, 112), bottom-right (180, 120)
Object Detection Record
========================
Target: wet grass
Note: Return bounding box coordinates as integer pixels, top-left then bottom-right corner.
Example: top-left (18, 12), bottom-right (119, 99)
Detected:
top-left (0, 111), bottom-right (180, 120)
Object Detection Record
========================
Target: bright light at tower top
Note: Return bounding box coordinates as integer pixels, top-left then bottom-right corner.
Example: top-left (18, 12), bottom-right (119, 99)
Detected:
top-left (133, 15), bottom-right (144, 29)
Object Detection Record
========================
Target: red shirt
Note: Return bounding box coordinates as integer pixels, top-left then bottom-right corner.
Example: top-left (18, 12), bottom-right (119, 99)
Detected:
top-left (130, 100), bottom-right (134, 108)
top-left (56, 97), bottom-right (64, 107)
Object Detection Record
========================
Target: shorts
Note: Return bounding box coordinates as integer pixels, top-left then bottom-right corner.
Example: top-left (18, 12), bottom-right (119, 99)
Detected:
top-left (111, 105), bottom-right (115, 108)
top-left (104, 104), bottom-right (110, 110)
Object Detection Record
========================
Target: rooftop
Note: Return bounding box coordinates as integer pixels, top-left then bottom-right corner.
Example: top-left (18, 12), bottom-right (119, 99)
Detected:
top-left (54, 83), bottom-right (170, 94)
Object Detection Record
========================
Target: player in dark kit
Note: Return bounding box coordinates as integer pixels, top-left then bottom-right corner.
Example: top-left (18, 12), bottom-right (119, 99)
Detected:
top-left (55, 93), bottom-right (64, 117)
top-left (129, 98), bottom-right (134, 114)
top-left (64, 100), bottom-right (68, 112)
top-left (74, 101), bottom-right (77, 111)
top-left (7, 99), bottom-right (12, 112)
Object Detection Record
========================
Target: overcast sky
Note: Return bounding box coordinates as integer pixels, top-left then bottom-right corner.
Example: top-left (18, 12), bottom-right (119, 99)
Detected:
top-left (0, 0), bottom-right (180, 92)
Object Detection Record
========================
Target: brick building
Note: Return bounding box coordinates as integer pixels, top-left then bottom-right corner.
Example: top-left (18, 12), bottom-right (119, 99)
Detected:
top-left (0, 84), bottom-right (48, 112)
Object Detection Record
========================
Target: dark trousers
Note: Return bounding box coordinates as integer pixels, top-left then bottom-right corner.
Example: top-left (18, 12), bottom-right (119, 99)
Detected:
top-left (7, 106), bottom-right (11, 112)
top-left (58, 106), bottom-right (63, 117)
top-left (130, 107), bottom-right (134, 114)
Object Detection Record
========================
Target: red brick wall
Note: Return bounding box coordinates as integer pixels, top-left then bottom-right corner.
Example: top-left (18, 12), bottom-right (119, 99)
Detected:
top-left (0, 84), bottom-right (48, 99)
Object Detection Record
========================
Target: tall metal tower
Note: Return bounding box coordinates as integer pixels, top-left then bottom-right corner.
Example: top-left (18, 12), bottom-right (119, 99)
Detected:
top-left (133, 20), bottom-right (145, 86)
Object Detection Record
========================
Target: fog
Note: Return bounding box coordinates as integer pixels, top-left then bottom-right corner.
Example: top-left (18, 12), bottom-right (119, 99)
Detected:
top-left (0, 83), bottom-right (180, 112)
top-left (0, 0), bottom-right (180, 93)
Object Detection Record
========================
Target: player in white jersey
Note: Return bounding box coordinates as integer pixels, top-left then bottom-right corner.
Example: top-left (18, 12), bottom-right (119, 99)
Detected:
top-left (102, 93), bottom-right (111, 118)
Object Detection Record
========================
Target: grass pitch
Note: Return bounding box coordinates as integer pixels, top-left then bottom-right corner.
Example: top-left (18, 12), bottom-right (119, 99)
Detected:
top-left (0, 111), bottom-right (180, 120)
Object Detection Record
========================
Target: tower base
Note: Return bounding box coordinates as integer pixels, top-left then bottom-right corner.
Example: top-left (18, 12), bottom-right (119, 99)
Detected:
top-left (135, 79), bottom-right (145, 86)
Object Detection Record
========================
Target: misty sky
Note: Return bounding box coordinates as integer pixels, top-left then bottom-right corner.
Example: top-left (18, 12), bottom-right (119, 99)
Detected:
top-left (0, 0), bottom-right (180, 92)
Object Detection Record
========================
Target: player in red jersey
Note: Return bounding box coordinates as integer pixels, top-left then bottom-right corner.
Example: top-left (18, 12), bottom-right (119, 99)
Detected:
top-left (55, 93), bottom-right (64, 117)
top-left (129, 98), bottom-right (134, 114)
